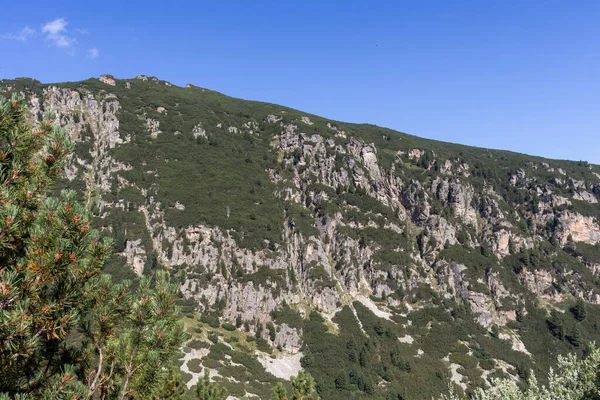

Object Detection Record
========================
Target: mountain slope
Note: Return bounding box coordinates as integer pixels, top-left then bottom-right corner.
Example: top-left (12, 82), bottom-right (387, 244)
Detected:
top-left (2, 75), bottom-right (600, 399)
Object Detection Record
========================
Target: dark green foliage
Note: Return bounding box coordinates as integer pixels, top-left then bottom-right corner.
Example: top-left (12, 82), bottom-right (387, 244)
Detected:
top-left (187, 340), bottom-right (210, 350)
top-left (456, 230), bottom-right (469, 245)
top-left (271, 303), bottom-right (305, 329)
top-left (201, 313), bottom-right (221, 329)
top-left (198, 337), bottom-right (283, 398)
top-left (569, 325), bottom-right (582, 348)
top-left (569, 242), bottom-right (600, 264)
top-left (515, 360), bottom-right (531, 381)
top-left (267, 321), bottom-right (277, 341)
top-left (549, 310), bottom-right (566, 339)
top-left (298, 304), bottom-right (485, 399)
top-left (308, 263), bottom-right (336, 288)
top-left (153, 366), bottom-right (187, 400)
top-left (438, 245), bottom-right (496, 282)
top-left (208, 333), bottom-right (220, 343)
top-left (187, 359), bottom-right (203, 374)
top-left (572, 299), bottom-right (587, 322)
top-left (272, 371), bottom-right (320, 400)
top-left (241, 265), bottom-right (286, 287)
top-left (112, 222), bottom-right (127, 252)
top-left (222, 322), bottom-right (236, 331)
top-left (195, 370), bottom-right (227, 399)
top-left (571, 199), bottom-right (600, 219)
top-left (54, 78), bottom-right (294, 252)
top-left (489, 324), bottom-right (500, 338)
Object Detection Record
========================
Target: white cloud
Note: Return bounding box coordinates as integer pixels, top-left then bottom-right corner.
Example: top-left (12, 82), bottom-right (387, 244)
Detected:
top-left (42, 18), bottom-right (76, 48)
top-left (87, 47), bottom-right (99, 59)
top-left (3, 19), bottom-right (92, 58)
top-left (42, 18), bottom-right (66, 35)
top-left (0, 26), bottom-right (35, 41)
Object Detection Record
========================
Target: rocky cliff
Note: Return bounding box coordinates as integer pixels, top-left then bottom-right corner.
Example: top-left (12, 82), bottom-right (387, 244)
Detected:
top-left (3, 75), bottom-right (600, 399)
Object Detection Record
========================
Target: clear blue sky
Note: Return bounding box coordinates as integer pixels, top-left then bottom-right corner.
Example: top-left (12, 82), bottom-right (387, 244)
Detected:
top-left (1, 1), bottom-right (599, 163)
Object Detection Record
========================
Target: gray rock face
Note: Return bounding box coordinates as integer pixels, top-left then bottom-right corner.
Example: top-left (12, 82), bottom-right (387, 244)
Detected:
top-left (99, 75), bottom-right (116, 86)
top-left (522, 269), bottom-right (554, 298)
top-left (558, 211), bottom-right (600, 245)
top-left (123, 239), bottom-right (146, 276)
top-left (28, 87), bottom-right (130, 208)
top-left (273, 323), bottom-right (303, 353)
top-left (434, 260), bottom-right (517, 327)
top-left (146, 118), bottom-right (161, 138)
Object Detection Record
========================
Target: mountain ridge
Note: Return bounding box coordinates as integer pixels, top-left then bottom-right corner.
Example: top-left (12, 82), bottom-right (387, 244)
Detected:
top-left (4, 74), bottom-right (595, 165)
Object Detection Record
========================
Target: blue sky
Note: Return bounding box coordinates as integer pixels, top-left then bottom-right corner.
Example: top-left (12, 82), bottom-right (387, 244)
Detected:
top-left (1, 1), bottom-right (599, 163)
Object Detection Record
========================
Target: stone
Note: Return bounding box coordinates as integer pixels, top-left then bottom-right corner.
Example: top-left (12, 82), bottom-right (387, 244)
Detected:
top-left (300, 116), bottom-right (314, 125)
top-left (99, 74), bottom-right (116, 86)
top-left (146, 118), bottom-right (161, 138)
top-left (192, 124), bottom-right (207, 139)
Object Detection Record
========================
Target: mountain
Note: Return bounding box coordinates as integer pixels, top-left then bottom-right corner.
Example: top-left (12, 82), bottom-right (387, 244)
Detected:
top-left (2, 74), bottom-right (600, 399)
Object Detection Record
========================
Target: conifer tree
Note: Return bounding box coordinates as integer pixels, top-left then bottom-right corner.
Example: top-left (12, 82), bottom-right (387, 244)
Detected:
top-left (195, 370), bottom-right (227, 400)
top-left (0, 94), bottom-right (186, 399)
top-left (271, 371), bottom-right (320, 400)
top-left (0, 93), bottom-right (104, 394)
top-left (272, 382), bottom-right (289, 400)
top-left (572, 298), bottom-right (587, 322)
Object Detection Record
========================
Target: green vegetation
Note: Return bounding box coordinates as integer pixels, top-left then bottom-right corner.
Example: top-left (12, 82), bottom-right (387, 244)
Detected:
top-left (439, 344), bottom-right (600, 400)
top-left (0, 95), bottom-right (186, 398)
top-left (195, 370), bottom-right (227, 400)
top-left (272, 371), bottom-right (321, 400)
top-left (3, 73), bottom-right (600, 399)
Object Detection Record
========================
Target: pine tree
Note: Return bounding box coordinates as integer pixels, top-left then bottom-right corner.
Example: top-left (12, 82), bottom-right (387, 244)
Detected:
top-left (568, 325), bottom-right (582, 348)
top-left (150, 366), bottom-right (186, 400)
top-left (195, 370), bottom-right (227, 400)
top-left (271, 371), bottom-right (320, 400)
top-left (548, 309), bottom-right (565, 340)
top-left (0, 94), bottom-right (187, 398)
top-left (290, 371), bottom-right (320, 400)
top-left (359, 348), bottom-right (369, 367)
top-left (571, 298), bottom-right (587, 322)
top-left (334, 372), bottom-right (349, 391)
top-left (272, 383), bottom-right (289, 400)
top-left (82, 270), bottom-right (187, 398)
top-left (0, 93), bottom-right (107, 394)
